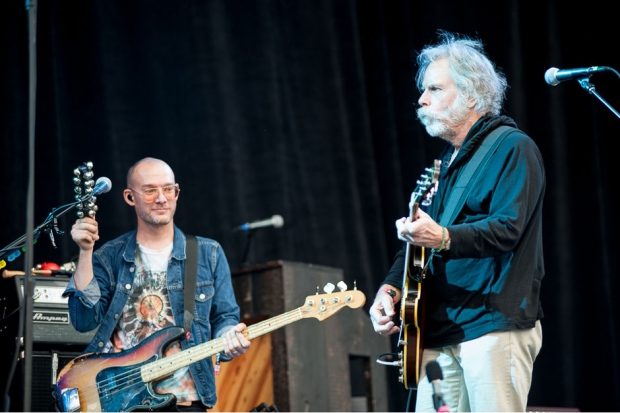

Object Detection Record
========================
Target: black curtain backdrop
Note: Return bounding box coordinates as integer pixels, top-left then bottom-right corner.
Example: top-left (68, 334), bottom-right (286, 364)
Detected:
top-left (1, 1), bottom-right (618, 411)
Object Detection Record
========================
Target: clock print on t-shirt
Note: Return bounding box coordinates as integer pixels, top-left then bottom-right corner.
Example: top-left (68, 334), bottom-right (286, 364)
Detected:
top-left (139, 294), bottom-right (165, 322)
top-left (112, 267), bottom-right (176, 350)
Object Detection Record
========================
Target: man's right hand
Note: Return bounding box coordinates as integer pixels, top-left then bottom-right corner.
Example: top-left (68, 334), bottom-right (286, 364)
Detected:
top-left (369, 285), bottom-right (401, 336)
top-left (71, 217), bottom-right (99, 252)
top-left (70, 217), bottom-right (99, 291)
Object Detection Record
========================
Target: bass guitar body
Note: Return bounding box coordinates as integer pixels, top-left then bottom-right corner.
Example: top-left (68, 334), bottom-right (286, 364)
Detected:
top-left (56, 327), bottom-right (183, 412)
top-left (398, 160), bottom-right (440, 389)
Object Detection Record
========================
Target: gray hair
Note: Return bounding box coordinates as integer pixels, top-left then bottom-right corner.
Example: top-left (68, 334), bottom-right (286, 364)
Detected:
top-left (415, 31), bottom-right (508, 116)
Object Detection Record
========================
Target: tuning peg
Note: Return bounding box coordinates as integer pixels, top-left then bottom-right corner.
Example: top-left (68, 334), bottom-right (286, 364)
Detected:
top-left (323, 283), bottom-right (335, 294)
top-left (337, 281), bottom-right (347, 291)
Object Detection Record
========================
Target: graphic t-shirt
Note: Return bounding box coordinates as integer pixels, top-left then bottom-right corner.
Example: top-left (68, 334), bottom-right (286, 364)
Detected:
top-left (107, 242), bottom-right (199, 402)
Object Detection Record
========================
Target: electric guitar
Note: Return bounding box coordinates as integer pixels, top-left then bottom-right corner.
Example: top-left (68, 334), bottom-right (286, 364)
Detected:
top-left (55, 288), bottom-right (366, 412)
top-left (398, 160), bottom-right (440, 389)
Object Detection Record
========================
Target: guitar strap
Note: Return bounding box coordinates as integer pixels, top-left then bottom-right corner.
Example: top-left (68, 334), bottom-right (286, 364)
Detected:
top-left (184, 234), bottom-right (198, 336)
top-left (439, 125), bottom-right (517, 227)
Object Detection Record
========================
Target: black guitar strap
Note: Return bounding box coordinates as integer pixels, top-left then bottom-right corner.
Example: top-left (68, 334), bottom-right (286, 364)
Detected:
top-left (439, 125), bottom-right (517, 227)
top-left (184, 234), bottom-right (198, 336)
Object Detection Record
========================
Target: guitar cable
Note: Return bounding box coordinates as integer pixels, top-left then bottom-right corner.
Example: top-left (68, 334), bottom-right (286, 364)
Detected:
top-left (375, 352), bottom-right (416, 412)
top-left (375, 351), bottom-right (401, 366)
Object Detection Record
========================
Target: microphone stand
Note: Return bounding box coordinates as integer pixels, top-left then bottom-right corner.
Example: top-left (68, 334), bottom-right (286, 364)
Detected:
top-left (578, 77), bottom-right (620, 119)
top-left (18, 1), bottom-right (38, 411)
top-left (0, 196), bottom-right (98, 262)
top-left (239, 229), bottom-right (256, 268)
top-left (0, 197), bottom-right (92, 412)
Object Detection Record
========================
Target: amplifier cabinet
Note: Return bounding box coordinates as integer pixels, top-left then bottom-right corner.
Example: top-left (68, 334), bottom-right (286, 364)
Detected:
top-left (15, 276), bottom-right (96, 344)
top-left (230, 260), bottom-right (391, 412)
top-left (9, 349), bottom-right (83, 412)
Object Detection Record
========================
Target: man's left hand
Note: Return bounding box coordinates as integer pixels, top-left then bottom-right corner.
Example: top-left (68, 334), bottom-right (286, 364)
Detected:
top-left (222, 323), bottom-right (251, 358)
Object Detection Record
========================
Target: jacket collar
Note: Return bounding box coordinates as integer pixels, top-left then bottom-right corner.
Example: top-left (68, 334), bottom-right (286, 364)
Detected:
top-left (121, 225), bottom-right (187, 262)
top-left (442, 114), bottom-right (518, 169)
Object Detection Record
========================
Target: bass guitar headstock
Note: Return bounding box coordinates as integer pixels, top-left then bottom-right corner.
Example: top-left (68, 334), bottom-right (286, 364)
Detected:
top-left (300, 282), bottom-right (366, 321)
top-left (73, 161), bottom-right (99, 218)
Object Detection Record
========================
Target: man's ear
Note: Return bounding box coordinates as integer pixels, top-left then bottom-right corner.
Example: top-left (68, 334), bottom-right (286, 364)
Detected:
top-left (124, 190), bottom-right (135, 205)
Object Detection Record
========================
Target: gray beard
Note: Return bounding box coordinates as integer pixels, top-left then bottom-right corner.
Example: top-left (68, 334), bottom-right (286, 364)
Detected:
top-left (418, 111), bottom-right (451, 138)
top-left (416, 103), bottom-right (470, 140)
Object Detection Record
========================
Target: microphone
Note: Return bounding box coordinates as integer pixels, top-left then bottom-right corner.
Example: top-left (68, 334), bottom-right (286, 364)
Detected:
top-left (233, 214), bottom-right (284, 231)
top-left (92, 177), bottom-right (112, 196)
top-left (545, 66), bottom-right (610, 86)
top-left (426, 361), bottom-right (449, 412)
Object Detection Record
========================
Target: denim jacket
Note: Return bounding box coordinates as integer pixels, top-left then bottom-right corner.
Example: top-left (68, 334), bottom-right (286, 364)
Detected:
top-left (63, 225), bottom-right (240, 407)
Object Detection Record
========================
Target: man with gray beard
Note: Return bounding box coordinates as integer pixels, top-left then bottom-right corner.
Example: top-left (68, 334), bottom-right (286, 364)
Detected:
top-left (369, 31), bottom-right (545, 412)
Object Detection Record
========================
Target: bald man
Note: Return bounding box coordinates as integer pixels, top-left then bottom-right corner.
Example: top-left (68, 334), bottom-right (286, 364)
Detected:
top-left (63, 157), bottom-right (248, 412)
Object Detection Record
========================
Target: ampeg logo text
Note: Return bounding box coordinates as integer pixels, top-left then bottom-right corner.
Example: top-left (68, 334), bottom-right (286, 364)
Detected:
top-left (32, 311), bottom-right (70, 324)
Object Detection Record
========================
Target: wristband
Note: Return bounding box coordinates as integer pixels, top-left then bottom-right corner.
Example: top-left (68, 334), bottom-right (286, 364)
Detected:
top-left (382, 287), bottom-right (398, 303)
top-left (436, 227), bottom-right (448, 252)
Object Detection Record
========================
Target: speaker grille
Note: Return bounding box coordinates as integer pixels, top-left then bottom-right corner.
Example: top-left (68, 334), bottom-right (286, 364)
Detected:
top-left (18, 350), bottom-right (83, 412)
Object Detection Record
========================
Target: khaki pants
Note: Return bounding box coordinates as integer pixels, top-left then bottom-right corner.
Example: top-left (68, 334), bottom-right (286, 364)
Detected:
top-left (415, 321), bottom-right (543, 412)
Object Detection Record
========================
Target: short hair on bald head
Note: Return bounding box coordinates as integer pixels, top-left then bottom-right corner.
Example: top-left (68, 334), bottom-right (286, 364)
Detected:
top-left (126, 157), bottom-right (174, 187)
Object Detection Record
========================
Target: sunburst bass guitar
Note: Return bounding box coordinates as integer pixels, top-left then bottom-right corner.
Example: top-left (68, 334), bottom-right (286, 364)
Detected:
top-left (398, 160), bottom-right (440, 389)
top-left (55, 288), bottom-right (365, 412)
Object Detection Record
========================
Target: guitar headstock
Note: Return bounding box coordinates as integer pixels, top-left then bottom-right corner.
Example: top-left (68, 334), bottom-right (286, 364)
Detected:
top-left (73, 161), bottom-right (99, 218)
top-left (300, 283), bottom-right (366, 321)
top-left (409, 159), bottom-right (441, 213)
